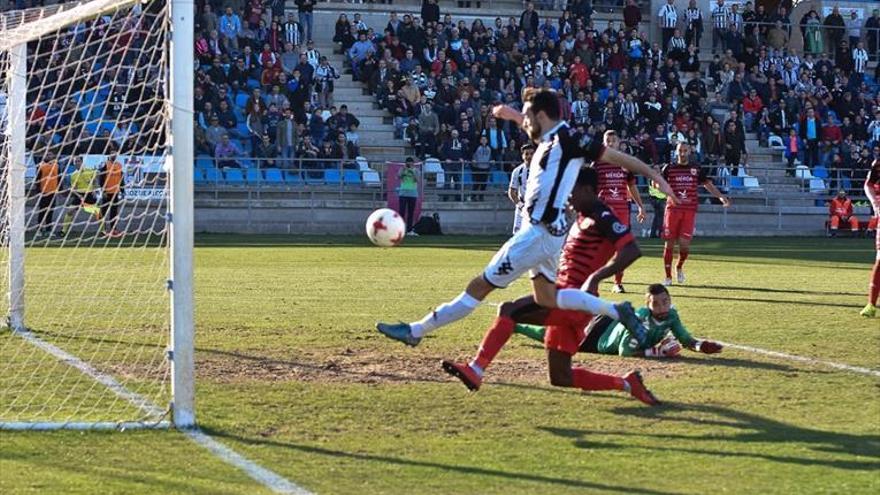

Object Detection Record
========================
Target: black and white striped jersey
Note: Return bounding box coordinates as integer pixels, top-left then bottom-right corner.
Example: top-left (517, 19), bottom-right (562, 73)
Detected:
top-left (522, 122), bottom-right (605, 231)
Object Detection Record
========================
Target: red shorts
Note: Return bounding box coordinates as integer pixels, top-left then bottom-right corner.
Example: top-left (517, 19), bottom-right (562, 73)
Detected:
top-left (663, 209), bottom-right (697, 240)
top-left (543, 309), bottom-right (593, 356)
top-left (611, 206), bottom-right (631, 228)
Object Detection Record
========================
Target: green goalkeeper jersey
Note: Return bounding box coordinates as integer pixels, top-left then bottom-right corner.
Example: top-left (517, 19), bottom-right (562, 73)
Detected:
top-left (598, 307), bottom-right (696, 356)
top-left (70, 168), bottom-right (97, 193)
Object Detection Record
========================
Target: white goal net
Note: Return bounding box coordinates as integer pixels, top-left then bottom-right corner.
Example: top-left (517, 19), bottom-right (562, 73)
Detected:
top-left (0, 0), bottom-right (192, 429)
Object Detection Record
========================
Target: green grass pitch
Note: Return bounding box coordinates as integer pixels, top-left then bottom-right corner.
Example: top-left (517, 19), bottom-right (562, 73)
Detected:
top-left (1, 235), bottom-right (878, 494)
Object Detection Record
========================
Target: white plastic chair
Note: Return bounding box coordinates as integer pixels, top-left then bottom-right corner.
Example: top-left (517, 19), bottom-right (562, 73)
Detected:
top-left (423, 157), bottom-right (446, 188)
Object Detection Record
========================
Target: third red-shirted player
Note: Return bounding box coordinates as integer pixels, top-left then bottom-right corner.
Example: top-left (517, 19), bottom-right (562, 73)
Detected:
top-left (861, 159), bottom-right (880, 318)
top-left (661, 142), bottom-right (731, 286)
top-left (595, 130), bottom-right (646, 293)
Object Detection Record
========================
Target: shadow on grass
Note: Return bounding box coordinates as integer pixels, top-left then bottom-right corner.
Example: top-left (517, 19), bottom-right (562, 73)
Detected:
top-left (200, 427), bottom-right (682, 495)
top-left (666, 293), bottom-right (856, 309)
top-left (540, 401), bottom-right (880, 471)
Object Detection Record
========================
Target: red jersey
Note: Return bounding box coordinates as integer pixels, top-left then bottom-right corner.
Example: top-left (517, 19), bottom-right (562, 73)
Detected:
top-left (557, 202), bottom-right (635, 290)
top-left (594, 161), bottom-right (635, 212)
top-left (662, 163), bottom-right (710, 212)
top-left (867, 165), bottom-right (880, 209)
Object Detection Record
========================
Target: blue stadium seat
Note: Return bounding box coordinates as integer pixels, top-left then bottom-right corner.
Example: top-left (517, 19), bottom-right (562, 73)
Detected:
top-left (235, 122), bottom-right (249, 137)
top-left (729, 176), bottom-right (744, 189)
top-left (284, 171), bottom-right (303, 184)
top-left (84, 122), bottom-right (100, 136)
top-left (324, 169), bottom-right (342, 185)
top-left (462, 170), bottom-right (473, 186)
top-left (204, 167), bottom-right (222, 183)
top-left (195, 155), bottom-right (214, 169)
top-left (812, 166), bottom-right (829, 179)
top-left (234, 93), bottom-right (249, 109)
top-left (343, 170), bottom-right (361, 185)
top-left (246, 78), bottom-right (261, 90)
top-left (305, 170), bottom-right (324, 184)
top-left (224, 168), bottom-right (245, 185)
top-left (246, 168), bottom-right (262, 184)
top-left (193, 168), bottom-right (205, 183)
top-left (239, 159), bottom-right (255, 169)
top-left (490, 170), bottom-right (509, 187)
top-left (264, 168), bottom-right (284, 184)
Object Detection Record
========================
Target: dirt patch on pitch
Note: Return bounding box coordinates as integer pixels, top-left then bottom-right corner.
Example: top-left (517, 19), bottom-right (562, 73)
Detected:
top-left (197, 347), bottom-right (691, 386)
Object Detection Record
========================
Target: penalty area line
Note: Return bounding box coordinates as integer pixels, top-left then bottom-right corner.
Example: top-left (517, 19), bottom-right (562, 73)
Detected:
top-left (720, 341), bottom-right (880, 378)
top-left (10, 329), bottom-right (311, 495)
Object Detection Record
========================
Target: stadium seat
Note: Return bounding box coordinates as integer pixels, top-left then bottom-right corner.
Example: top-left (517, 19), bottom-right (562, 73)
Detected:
top-left (195, 155), bottom-right (214, 169)
top-left (224, 168), bottom-right (245, 185)
top-left (264, 168), bottom-right (284, 184)
top-left (356, 156), bottom-right (371, 171)
top-left (462, 170), bottom-right (473, 186)
top-left (284, 171), bottom-right (303, 184)
top-left (239, 159), bottom-right (255, 169)
top-left (204, 167), bottom-right (222, 183)
top-left (362, 170), bottom-right (381, 187)
top-left (343, 170), bottom-right (361, 185)
top-left (490, 170), bottom-right (509, 187)
top-left (246, 168), bottom-right (262, 184)
top-left (422, 157), bottom-right (445, 188)
top-left (729, 176), bottom-right (744, 189)
top-left (324, 169), bottom-right (342, 185)
top-left (193, 168), bottom-right (205, 183)
top-left (246, 78), bottom-right (261, 90)
top-left (767, 135), bottom-right (784, 149)
top-left (234, 93), bottom-right (249, 110)
top-left (812, 166), bottom-right (829, 179)
top-left (235, 122), bottom-right (249, 138)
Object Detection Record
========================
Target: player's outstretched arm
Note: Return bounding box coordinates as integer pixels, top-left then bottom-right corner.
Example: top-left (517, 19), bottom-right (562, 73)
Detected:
top-left (600, 148), bottom-right (679, 205)
top-left (686, 340), bottom-right (723, 354)
top-left (703, 181), bottom-right (731, 207)
top-left (492, 104), bottom-right (524, 128)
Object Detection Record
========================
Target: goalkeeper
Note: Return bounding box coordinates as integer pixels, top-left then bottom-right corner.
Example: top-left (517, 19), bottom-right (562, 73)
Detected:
top-left (514, 284), bottom-right (723, 358)
top-left (61, 156), bottom-right (102, 236)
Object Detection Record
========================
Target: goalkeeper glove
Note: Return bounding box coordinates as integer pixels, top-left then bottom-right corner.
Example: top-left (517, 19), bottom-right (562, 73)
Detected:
top-left (644, 336), bottom-right (682, 358)
top-left (694, 340), bottom-right (723, 354)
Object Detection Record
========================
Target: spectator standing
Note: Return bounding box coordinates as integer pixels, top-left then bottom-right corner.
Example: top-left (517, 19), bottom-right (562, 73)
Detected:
top-left (471, 135), bottom-right (492, 201)
top-left (867, 9), bottom-right (880, 58)
top-left (418, 103), bottom-right (440, 158)
top-left (295, 0), bottom-right (314, 42)
top-left (624, 0), bottom-right (642, 31)
top-left (398, 157), bottom-right (420, 235)
top-left (853, 42), bottom-right (869, 85)
top-left (711, 0), bottom-right (730, 54)
top-left (799, 108), bottom-right (822, 170)
top-left (684, 0), bottom-right (703, 49)
top-left (824, 6), bottom-right (846, 59)
top-left (255, 134), bottom-right (278, 169)
top-left (276, 108), bottom-right (298, 167)
top-left (658, 0), bottom-right (679, 53)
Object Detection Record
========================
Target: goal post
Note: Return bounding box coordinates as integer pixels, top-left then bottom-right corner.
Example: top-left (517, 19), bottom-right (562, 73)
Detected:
top-left (0, 0), bottom-right (195, 430)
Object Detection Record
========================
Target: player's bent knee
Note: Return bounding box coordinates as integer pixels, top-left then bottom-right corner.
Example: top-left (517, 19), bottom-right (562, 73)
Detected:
top-left (497, 301), bottom-right (516, 317)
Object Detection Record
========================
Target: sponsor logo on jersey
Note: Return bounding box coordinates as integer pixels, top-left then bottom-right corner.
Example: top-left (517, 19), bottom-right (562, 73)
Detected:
top-left (613, 222), bottom-right (627, 234)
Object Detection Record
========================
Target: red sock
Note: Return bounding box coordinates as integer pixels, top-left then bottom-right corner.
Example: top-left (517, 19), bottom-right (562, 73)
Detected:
top-left (571, 367), bottom-right (625, 391)
top-left (663, 246), bottom-right (673, 278)
top-left (472, 316), bottom-right (515, 371)
top-left (870, 261), bottom-right (880, 306)
top-left (677, 249), bottom-right (690, 270)
top-left (614, 271), bottom-right (624, 285)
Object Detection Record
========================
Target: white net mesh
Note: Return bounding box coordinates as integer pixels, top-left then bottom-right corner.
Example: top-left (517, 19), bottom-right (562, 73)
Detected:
top-left (0, 0), bottom-right (173, 427)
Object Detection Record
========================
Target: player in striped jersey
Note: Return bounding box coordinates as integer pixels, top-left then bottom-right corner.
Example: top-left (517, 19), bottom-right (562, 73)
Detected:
top-left (662, 142), bottom-right (730, 286)
top-left (441, 167), bottom-right (660, 405)
top-left (595, 130), bottom-right (646, 293)
top-left (377, 88), bottom-right (676, 349)
top-left (861, 159), bottom-right (880, 318)
top-left (507, 144), bottom-right (533, 234)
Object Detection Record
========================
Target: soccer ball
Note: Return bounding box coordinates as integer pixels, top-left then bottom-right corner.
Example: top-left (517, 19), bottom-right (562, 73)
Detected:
top-left (366, 208), bottom-right (406, 247)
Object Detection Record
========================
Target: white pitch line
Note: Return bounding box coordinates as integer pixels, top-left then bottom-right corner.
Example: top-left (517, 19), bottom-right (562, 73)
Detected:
top-left (10, 329), bottom-right (312, 495)
top-left (720, 341), bottom-right (880, 377)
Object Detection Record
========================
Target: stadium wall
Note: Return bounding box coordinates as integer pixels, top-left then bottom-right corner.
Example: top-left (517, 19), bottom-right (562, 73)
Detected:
top-left (192, 200), bottom-right (860, 236)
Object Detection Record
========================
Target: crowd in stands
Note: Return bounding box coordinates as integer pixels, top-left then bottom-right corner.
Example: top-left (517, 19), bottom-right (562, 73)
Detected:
top-left (193, 0), bottom-right (363, 172)
top-left (332, 0), bottom-right (880, 197)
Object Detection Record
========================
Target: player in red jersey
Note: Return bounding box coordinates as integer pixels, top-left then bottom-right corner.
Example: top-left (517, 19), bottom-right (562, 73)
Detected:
top-left (595, 130), bottom-right (646, 293)
top-left (441, 167), bottom-right (660, 406)
top-left (861, 159), bottom-right (880, 318)
top-left (661, 142), bottom-right (731, 286)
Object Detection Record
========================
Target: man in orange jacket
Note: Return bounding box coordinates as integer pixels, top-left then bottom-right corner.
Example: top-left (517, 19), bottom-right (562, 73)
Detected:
top-left (828, 189), bottom-right (859, 236)
top-left (98, 154), bottom-right (125, 238)
top-left (33, 151), bottom-right (61, 237)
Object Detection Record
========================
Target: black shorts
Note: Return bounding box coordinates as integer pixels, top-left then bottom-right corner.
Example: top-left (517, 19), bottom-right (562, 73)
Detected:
top-left (579, 315), bottom-right (614, 354)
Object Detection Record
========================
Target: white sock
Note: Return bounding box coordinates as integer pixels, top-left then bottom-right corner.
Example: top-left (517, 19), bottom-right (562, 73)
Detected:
top-left (556, 289), bottom-right (620, 320)
top-left (468, 361), bottom-right (484, 377)
top-left (410, 291), bottom-right (481, 337)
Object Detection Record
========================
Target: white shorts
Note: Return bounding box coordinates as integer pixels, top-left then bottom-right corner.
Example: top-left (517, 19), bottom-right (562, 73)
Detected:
top-left (483, 221), bottom-right (564, 289)
top-left (512, 206), bottom-right (524, 234)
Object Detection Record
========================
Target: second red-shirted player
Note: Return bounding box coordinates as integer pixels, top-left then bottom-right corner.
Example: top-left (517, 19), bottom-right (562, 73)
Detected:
top-left (661, 142), bottom-right (731, 286)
